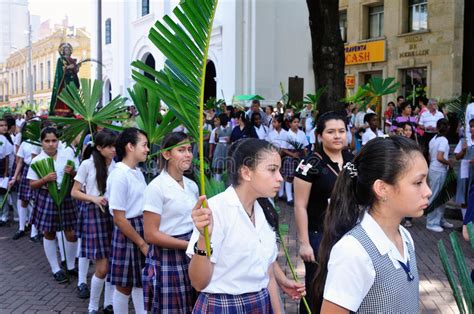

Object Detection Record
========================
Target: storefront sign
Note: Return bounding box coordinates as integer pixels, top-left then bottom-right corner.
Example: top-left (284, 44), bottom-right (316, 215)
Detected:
top-left (399, 35), bottom-right (429, 58)
top-left (344, 40), bottom-right (385, 65)
top-left (345, 74), bottom-right (356, 88)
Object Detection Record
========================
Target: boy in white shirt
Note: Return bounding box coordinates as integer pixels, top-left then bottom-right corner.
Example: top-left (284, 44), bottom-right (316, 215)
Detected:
top-left (361, 113), bottom-right (385, 146)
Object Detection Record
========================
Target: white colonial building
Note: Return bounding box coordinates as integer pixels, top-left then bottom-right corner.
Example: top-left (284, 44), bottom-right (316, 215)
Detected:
top-left (91, 0), bottom-right (315, 105)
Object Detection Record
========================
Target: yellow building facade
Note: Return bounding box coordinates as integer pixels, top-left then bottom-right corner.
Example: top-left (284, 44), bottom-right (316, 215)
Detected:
top-left (1, 27), bottom-right (91, 109)
top-left (339, 0), bottom-right (464, 102)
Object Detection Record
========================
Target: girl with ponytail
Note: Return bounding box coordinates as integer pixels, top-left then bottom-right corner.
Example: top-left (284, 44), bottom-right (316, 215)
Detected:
top-left (187, 138), bottom-right (304, 313)
top-left (314, 136), bottom-right (432, 313)
top-left (71, 130), bottom-right (117, 313)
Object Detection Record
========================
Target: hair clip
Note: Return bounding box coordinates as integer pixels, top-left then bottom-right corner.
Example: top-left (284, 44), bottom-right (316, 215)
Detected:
top-left (343, 162), bottom-right (358, 178)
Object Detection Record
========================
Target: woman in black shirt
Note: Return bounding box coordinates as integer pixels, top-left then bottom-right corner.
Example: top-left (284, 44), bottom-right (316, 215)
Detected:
top-left (294, 112), bottom-right (353, 313)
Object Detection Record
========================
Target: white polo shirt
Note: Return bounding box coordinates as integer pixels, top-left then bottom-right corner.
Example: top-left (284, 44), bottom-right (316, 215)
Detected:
top-left (74, 158), bottom-right (116, 198)
top-left (186, 186), bottom-right (278, 294)
top-left (27, 149), bottom-right (78, 186)
top-left (266, 129), bottom-right (289, 149)
top-left (361, 128), bottom-right (384, 145)
top-left (106, 162), bottom-right (147, 219)
top-left (254, 125), bottom-right (268, 140)
top-left (17, 141), bottom-right (41, 166)
top-left (143, 170), bottom-right (198, 236)
top-left (287, 129), bottom-right (309, 149)
top-left (323, 213), bottom-right (414, 312)
top-left (419, 110), bottom-right (444, 132)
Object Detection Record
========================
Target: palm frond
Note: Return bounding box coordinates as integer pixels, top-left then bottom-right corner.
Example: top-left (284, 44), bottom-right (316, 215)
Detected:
top-left (425, 168), bottom-right (457, 214)
top-left (22, 119), bottom-right (42, 146)
top-left (303, 86), bottom-right (327, 112)
top-left (442, 93), bottom-right (472, 125)
top-left (131, 0), bottom-right (219, 256)
top-left (49, 79), bottom-right (127, 152)
top-left (204, 97), bottom-right (225, 111)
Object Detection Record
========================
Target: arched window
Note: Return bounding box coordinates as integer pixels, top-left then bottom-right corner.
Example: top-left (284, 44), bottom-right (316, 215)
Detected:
top-left (105, 18), bottom-right (111, 45)
top-left (142, 0), bottom-right (150, 16)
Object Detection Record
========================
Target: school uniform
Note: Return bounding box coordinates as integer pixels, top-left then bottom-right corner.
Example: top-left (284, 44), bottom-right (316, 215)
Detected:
top-left (0, 134), bottom-right (14, 222)
top-left (107, 162), bottom-right (147, 288)
top-left (75, 158), bottom-right (115, 260)
top-left (27, 149), bottom-right (79, 232)
top-left (361, 128), bottom-right (385, 146)
top-left (265, 128), bottom-right (289, 149)
top-left (142, 170), bottom-right (198, 313)
top-left (282, 129), bottom-right (308, 183)
top-left (324, 212), bottom-right (419, 313)
top-left (17, 142), bottom-right (41, 202)
top-left (187, 186), bottom-right (277, 313)
top-left (254, 124), bottom-right (269, 140)
top-left (212, 125), bottom-right (232, 170)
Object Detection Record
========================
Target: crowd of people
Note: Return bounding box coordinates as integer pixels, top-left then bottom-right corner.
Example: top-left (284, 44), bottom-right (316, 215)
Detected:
top-left (0, 93), bottom-right (473, 313)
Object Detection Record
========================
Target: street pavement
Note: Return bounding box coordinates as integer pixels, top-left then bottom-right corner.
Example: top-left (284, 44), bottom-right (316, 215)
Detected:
top-left (0, 202), bottom-right (472, 313)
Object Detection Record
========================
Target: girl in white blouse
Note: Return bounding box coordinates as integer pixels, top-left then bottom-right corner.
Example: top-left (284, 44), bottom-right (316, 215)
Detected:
top-left (106, 127), bottom-right (149, 314)
top-left (142, 131), bottom-right (198, 313)
top-left (187, 138), bottom-right (305, 313)
top-left (313, 136), bottom-right (432, 313)
top-left (71, 130), bottom-right (117, 313)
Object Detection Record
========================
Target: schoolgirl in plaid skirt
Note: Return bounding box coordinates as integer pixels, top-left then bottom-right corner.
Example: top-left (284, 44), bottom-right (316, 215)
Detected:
top-left (187, 139), bottom-right (305, 314)
top-left (106, 127), bottom-right (149, 314)
top-left (26, 126), bottom-right (80, 283)
top-left (142, 132), bottom-right (198, 313)
top-left (71, 130), bottom-right (117, 312)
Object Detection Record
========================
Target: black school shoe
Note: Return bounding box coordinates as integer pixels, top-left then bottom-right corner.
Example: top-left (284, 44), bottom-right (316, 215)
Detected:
top-left (103, 305), bottom-right (114, 314)
top-left (12, 230), bottom-right (25, 240)
top-left (53, 270), bottom-right (68, 283)
top-left (67, 267), bottom-right (78, 277)
top-left (29, 235), bottom-right (42, 243)
top-left (77, 283), bottom-right (90, 299)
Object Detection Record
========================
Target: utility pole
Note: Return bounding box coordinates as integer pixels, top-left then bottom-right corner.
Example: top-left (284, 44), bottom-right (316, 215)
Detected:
top-left (27, 10), bottom-right (33, 104)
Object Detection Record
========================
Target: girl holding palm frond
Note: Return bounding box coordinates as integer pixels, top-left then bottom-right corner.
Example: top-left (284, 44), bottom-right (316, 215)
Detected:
top-left (71, 130), bottom-right (117, 314)
top-left (106, 127), bottom-right (149, 314)
top-left (142, 132), bottom-right (198, 313)
top-left (27, 127), bottom-right (79, 283)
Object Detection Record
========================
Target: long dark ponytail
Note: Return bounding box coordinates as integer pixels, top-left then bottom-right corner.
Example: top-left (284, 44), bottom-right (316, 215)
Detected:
top-left (312, 136), bottom-right (422, 311)
top-left (90, 130), bottom-right (117, 195)
top-left (227, 138), bottom-right (279, 230)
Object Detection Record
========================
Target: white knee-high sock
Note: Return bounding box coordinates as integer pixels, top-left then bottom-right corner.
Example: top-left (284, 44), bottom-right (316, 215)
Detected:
top-left (104, 280), bottom-right (114, 307)
top-left (278, 183), bottom-right (284, 198)
top-left (285, 182), bottom-right (293, 202)
top-left (57, 231), bottom-right (66, 262)
top-left (65, 239), bottom-right (78, 270)
top-left (17, 201), bottom-right (27, 231)
top-left (30, 224), bottom-right (38, 237)
top-left (113, 290), bottom-right (130, 314)
top-left (88, 275), bottom-right (105, 311)
top-left (43, 238), bottom-right (61, 274)
top-left (78, 257), bottom-right (89, 285)
top-left (131, 287), bottom-right (146, 314)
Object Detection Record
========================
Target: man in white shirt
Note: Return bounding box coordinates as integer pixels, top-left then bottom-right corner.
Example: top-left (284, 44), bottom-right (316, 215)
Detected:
top-left (419, 99), bottom-right (445, 161)
top-left (361, 113), bottom-right (384, 146)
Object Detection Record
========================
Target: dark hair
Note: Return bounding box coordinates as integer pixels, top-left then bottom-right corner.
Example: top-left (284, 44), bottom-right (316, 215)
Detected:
top-left (227, 138), bottom-right (279, 230)
top-left (225, 105), bottom-right (235, 118)
top-left (399, 122), bottom-right (416, 140)
top-left (40, 126), bottom-right (59, 141)
top-left (316, 111), bottom-right (347, 135)
top-left (251, 112), bottom-right (262, 125)
top-left (273, 114), bottom-right (284, 126)
top-left (399, 102), bottom-right (412, 113)
top-left (363, 112), bottom-right (377, 124)
top-left (469, 118), bottom-right (474, 127)
top-left (159, 131), bottom-right (189, 170)
top-left (266, 105), bottom-right (274, 112)
top-left (312, 136), bottom-right (422, 311)
top-left (0, 118), bottom-right (13, 145)
top-left (436, 118), bottom-right (450, 137)
top-left (387, 101), bottom-right (395, 107)
top-left (418, 96), bottom-right (428, 106)
top-left (217, 113), bottom-right (229, 127)
top-left (251, 99), bottom-right (260, 106)
top-left (89, 130), bottom-right (117, 195)
top-left (397, 95), bottom-right (405, 102)
top-left (115, 127), bottom-right (147, 161)
top-left (5, 115), bottom-right (15, 131)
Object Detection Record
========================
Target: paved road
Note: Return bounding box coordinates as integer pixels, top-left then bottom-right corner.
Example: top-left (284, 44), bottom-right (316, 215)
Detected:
top-left (0, 203), bottom-right (472, 313)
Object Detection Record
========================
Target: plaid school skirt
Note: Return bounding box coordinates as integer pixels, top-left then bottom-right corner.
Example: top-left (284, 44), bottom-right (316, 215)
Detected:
top-left (282, 154), bottom-right (299, 182)
top-left (193, 289), bottom-right (272, 314)
top-left (18, 165), bottom-right (31, 201)
top-left (78, 202), bottom-right (114, 260)
top-left (108, 216), bottom-right (146, 288)
top-left (31, 189), bottom-right (77, 232)
top-left (142, 231), bottom-right (195, 313)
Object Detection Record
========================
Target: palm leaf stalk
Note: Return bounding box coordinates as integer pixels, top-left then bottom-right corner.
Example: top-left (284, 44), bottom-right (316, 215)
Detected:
top-left (438, 240), bottom-right (466, 313)
top-left (49, 79), bottom-right (127, 153)
top-left (0, 187), bottom-right (11, 213)
top-left (131, 0), bottom-right (220, 256)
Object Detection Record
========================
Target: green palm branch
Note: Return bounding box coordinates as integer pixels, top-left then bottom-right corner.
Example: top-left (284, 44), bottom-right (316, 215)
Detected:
top-left (442, 93), bottom-right (472, 125)
top-left (130, 0), bottom-right (219, 256)
top-left (48, 79), bottom-right (127, 152)
top-left (303, 86), bottom-right (327, 112)
top-left (205, 97), bottom-right (225, 111)
top-left (22, 119), bottom-right (42, 146)
top-left (362, 77), bottom-right (400, 116)
top-left (128, 83), bottom-right (180, 145)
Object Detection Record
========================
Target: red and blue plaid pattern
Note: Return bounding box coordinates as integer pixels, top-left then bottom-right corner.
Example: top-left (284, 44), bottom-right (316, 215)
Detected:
top-left (31, 189), bottom-right (77, 232)
top-left (77, 202), bottom-right (113, 260)
top-left (143, 231), bottom-right (195, 313)
top-left (192, 289), bottom-right (272, 313)
top-left (108, 216), bottom-right (145, 288)
top-left (18, 165), bottom-right (31, 201)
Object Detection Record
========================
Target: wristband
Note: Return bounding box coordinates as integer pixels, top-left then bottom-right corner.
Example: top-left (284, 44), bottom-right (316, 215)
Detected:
top-left (194, 242), bottom-right (212, 256)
